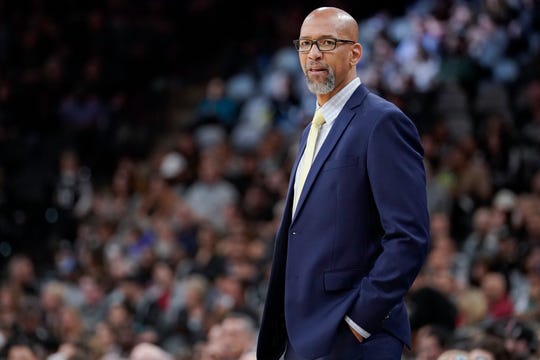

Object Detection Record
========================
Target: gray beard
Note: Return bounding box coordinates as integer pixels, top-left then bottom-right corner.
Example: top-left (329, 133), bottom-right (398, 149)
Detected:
top-left (306, 67), bottom-right (335, 95)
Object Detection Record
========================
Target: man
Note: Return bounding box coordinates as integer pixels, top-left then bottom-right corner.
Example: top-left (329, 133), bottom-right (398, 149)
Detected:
top-left (256, 7), bottom-right (430, 360)
top-left (2, 339), bottom-right (39, 360)
top-left (219, 312), bottom-right (258, 359)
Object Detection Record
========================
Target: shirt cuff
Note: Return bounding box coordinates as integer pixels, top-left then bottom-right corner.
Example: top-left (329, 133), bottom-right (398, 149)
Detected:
top-left (345, 316), bottom-right (371, 339)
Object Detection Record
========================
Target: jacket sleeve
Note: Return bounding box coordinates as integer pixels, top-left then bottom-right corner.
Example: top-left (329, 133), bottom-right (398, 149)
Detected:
top-left (347, 108), bottom-right (430, 335)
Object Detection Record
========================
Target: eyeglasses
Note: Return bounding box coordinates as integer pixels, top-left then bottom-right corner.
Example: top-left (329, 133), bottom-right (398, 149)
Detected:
top-left (293, 38), bottom-right (356, 52)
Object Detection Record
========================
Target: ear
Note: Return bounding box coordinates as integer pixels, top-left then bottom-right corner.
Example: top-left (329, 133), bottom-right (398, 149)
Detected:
top-left (350, 43), bottom-right (363, 66)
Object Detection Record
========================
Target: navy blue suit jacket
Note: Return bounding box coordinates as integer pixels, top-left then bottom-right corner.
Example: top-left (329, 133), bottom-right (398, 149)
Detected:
top-left (256, 84), bottom-right (430, 360)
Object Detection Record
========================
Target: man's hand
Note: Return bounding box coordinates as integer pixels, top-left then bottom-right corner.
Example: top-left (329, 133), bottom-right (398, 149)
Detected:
top-left (348, 324), bottom-right (364, 343)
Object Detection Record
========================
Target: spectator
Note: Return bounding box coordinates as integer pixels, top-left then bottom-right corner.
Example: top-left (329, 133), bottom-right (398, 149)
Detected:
top-left (485, 319), bottom-right (537, 360)
top-left (461, 207), bottom-right (498, 262)
top-left (454, 287), bottom-right (488, 330)
top-left (38, 281), bottom-right (67, 348)
top-left (77, 275), bottom-right (109, 331)
top-left (468, 334), bottom-right (511, 360)
top-left (50, 149), bottom-right (93, 243)
top-left (137, 260), bottom-right (187, 354)
top-left (175, 274), bottom-right (211, 347)
top-left (408, 284), bottom-right (458, 334)
top-left (3, 340), bottom-right (39, 360)
top-left (187, 222), bottom-right (227, 282)
top-left (413, 324), bottom-right (453, 360)
top-left (184, 148), bottom-right (239, 232)
top-left (4, 254), bottom-right (39, 297)
top-left (219, 312), bottom-right (257, 359)
top-left (481, 271), bottom-right (514, 321)
top-left (194, 76), bottom-right (239, 132)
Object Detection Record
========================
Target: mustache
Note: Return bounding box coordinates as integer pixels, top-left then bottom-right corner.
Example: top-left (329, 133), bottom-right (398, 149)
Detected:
top-left (306, 61), bottom-right (328, 69)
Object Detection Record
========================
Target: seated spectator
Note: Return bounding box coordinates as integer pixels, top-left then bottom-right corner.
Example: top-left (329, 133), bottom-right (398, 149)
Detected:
top-left (194, 76), bottom-right (239, 132)
top-left (413, 324), bottom-right (454, 360)
top-left (486, 319), bottom-right (539, 360)
top-left (480, 271), bottom-right (514, 321)
top-left (408, 281), bottom-right (458, 333)
top-left (468, 334), bottom-right (511, 360)
top-left (184, 148), bottom-right (239, 232)
top-left (196, 312), bottom-right (257, 360)
top-left (1, 338), bottom-right (40, 360)
top-left (454, 287), bottom-right (489, 330)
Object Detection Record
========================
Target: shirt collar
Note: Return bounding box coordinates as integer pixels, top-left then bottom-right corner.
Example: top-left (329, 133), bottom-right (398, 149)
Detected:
top-left (317, 77), bottom-right (361, 126)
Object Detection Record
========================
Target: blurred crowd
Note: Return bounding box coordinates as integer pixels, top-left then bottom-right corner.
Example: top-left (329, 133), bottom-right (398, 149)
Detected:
top-left (1, 0), bottom-right (540, 359)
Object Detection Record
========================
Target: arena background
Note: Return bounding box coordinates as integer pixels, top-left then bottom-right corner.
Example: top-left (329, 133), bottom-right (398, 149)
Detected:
top-left (1, 0), bottom-right (540, 359)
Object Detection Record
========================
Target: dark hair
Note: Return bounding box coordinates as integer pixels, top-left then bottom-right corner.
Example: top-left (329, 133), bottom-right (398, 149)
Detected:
top-left (419, 324), bottom-right (454, 349)
top-left (486, 318), bottom-right (539, 356)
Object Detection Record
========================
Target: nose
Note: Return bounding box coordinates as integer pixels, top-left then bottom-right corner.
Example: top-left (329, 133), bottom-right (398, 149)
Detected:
top-left (307, 43), bottom-right (322, 59)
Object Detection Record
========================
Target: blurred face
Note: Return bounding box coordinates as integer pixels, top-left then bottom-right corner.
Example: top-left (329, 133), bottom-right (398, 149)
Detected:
top-left (199, 155), bottom-right (221, 183)
top-left (80, 276), bottom-right (103, 305)
top-left (40, 285), bottom-right (64, 310)
top-left (298, 8), bottom-right (362, 103)
top-left (9, 257), bottom-right (34, 284)
top-left (481, 272), bottom-right (506, 303)
top-left (152, 262), bottom-right (174, 288)
top-left (107, 303), bottom-right (130, 327)
top-left (95, 322), bottom-right (115, 348)
top-left (7, 346), bottom-right (37, 360)
top-left (221, 317), bottom-right (255, 358)
top-left (416, 334), bottom-right (443, 360)
top-left (528, 273), bottom-right (540, 300)
top-left (469, 349), bottom-right (494, 360)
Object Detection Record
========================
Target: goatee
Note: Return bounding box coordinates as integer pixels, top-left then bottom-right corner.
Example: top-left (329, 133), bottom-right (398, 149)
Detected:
top-left (306, 67), bottom-right (335, 95)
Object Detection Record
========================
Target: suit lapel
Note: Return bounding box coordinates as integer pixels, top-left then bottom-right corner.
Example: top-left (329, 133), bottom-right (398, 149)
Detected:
top-left (287, 126), bottom-right (309, 221)
top-left (292, 85), bottom-right (369, 222)
top-left (292, 110), bottom-right (354, 220)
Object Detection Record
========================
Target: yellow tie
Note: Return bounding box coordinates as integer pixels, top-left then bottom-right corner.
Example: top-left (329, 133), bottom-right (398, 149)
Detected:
top-left (293, 110), bottom-right (326, 214)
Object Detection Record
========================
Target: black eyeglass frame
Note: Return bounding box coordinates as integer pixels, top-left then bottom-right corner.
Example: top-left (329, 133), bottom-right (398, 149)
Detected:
top-left (293, 38), bottom-right (356, 52)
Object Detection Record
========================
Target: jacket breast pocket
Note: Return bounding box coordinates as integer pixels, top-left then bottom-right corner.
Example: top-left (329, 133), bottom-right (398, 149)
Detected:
top-left (321, 156), bottom-right (359, 172)
top-left (323, 267), bottom-right (364, 292)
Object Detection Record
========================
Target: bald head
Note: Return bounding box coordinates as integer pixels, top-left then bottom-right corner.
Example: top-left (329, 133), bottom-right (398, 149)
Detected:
top-left (298, 7), bottom-right (362, 103)
top-left (129, 343), bottom-right (173, 360)
top-left (302, 7), bottom-right (358, 42)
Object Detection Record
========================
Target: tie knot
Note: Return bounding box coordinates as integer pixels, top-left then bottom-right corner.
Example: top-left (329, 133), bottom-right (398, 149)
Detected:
top-left (312, 110), bottom-right (326, 128)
